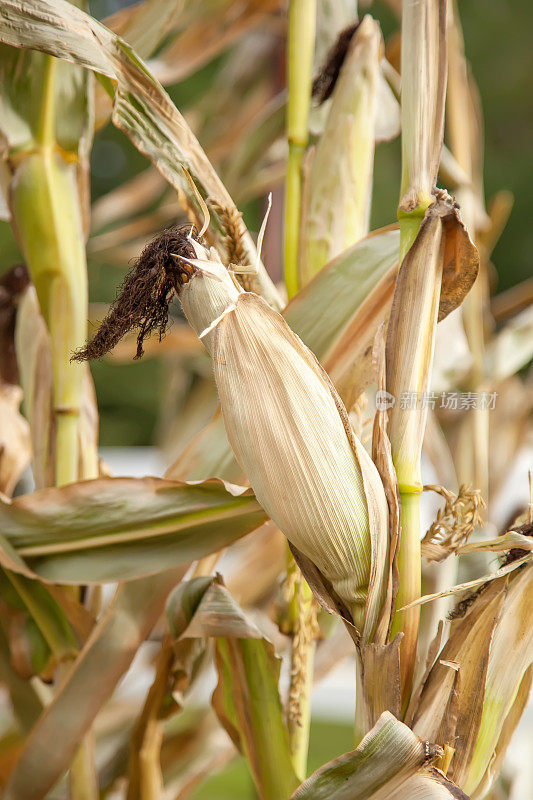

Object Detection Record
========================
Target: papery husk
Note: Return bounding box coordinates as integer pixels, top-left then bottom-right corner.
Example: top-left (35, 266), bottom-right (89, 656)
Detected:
top-left (300, 15), bottom-right (382, 282)
top-left (178, 243), bottom-right (389, 642)
top-left (213, 292), bottom-right (389, 640)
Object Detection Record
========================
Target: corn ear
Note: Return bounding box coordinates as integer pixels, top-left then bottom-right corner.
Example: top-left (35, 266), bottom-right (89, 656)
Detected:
top-left (301, 15), bottom-right (382, 282)
top-left (179, 242), bottom-right (389, 640)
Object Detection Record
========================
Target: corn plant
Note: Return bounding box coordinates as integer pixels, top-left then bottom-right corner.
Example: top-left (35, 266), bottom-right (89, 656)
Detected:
top-left (0, 1), bottom-right (531, 799)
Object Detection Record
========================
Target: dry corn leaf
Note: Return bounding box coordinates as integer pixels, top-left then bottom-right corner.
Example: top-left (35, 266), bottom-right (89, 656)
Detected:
top-left (165, 410), bottom-right (245, 484)
top-left (167, 575), bottom-right (262, 642)
top-left (460, 564), bottom-right (533, 795)
top-left (487, 376), bottom-right (533, 501)
top-left (90, 167), bottom-right (165, 233)
top-left (104, 0), bottom-right (184, 61)
top-left (411, 580), bottom-right (506, 770)
top-left (144, 0), bottom-right (281, 86)
top-left (398, 555), bottom-right (532, 612)
top-left (286, 225), bottom-right (400, 408)
top-left (3, 568), bottom-right (185, 800)
top-left (0, 625), bottom-right (43, 734)
top-left (0, 0), bottom-right (281, 308)
top-left (485, 306), bottom-right (533, 383)
top-left (371, 325), bottom-right (401, 642)
top-left (355, 635), bottom-right (402, 742)
top-left (213, 635), bottom-right (299, 800)
top-left (0, 477), bottom-right (266, 584)
top-left (290, 711), bottom-right (441, 799)
top-left (458, 531), bottom-right (533, 556)
top-left (472, 663), bottom-right (532, 800)
top-left (387, 196), bottom-right (478, 487)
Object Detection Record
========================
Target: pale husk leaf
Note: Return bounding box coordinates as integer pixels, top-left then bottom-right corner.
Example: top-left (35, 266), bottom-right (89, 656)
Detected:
top-left (388, 768), bottom-right (471, 799)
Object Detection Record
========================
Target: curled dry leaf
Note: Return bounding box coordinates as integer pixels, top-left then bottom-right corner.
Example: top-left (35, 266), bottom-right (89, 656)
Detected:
top-left (290, 711), bottom-right (442, 800)
top-left (387, 195), bottom-right (478, 488)
top-left (371, 324), bottom-right (401, 643)
top-left (411, 562), bottom-right (533, 796)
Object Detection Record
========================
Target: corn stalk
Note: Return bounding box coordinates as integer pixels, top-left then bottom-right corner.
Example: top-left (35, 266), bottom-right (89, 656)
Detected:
top-left (0, 17), bottom-right (97, 798)
top-left (284, 0), bottom-right (316, 298)
top-left (387, 0), bottom-right (448, 709)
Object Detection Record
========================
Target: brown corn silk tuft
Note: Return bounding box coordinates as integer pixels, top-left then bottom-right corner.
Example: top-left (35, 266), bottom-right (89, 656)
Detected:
top-left (311, 22), bottom-right (360, 104)
top-left (72, 226), bottom-right (200, 361)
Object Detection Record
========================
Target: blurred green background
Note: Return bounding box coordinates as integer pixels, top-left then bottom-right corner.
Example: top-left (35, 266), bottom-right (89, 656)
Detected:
top-left (0, 0), bottom-right (531, 447)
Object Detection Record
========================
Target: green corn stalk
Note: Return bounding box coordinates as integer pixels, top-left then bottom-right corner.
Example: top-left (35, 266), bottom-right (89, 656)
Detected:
top-left (0, 24), bottom-right (97, 799)
top-left (387, 0), bottom-right (448, 710)
top-left (5, 52), bottom-right (90, 487)
top-left (284, 0), bottom-right (317, 298)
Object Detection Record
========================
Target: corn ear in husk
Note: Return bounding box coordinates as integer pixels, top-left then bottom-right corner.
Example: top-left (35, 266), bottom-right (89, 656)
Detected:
top-left (300, 15), bottom-right (382, 282)
top-left (179, 241), bottom-right (389, 641)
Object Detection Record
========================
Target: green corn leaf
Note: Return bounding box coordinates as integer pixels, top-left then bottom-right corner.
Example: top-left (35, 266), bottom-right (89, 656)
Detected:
top-left (0, 477), bottom-right (267, 584)
top-left (167, 576), bottom-right (299, 800)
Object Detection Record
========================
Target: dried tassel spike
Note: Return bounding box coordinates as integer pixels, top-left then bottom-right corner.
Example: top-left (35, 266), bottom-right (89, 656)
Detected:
top-left (421, 484), bottom-right (486, 562)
